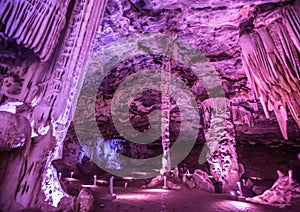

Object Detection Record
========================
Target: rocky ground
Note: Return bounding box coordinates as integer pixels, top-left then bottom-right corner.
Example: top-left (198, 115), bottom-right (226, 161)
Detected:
top-left (95, 187), bottom-right (300, 212)
top-left (57, 177), bottom-right (300, 212)
top-left (52, 141), bottom-right (300, 211)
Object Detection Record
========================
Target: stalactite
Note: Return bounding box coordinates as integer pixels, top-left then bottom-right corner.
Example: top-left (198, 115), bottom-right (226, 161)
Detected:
top-left (0, 0), bottom-right (70, 61)
top-left (239, 4), bottom-right (300, 139)
top-left (201, 98), bottom-right (241, 191)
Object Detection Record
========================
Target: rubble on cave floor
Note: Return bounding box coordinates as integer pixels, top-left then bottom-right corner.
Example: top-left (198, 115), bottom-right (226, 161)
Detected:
top-left (55, 174), bottom-right (300, 212)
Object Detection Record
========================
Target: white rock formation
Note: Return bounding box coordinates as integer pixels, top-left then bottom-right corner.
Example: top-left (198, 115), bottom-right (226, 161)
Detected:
top-left (239, 3), bottom-right (300, 139)
top-left (201, 98), bottom-right (241, 191)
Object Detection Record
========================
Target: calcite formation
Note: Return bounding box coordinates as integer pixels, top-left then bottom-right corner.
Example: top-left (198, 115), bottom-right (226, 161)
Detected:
top-left (70, 0), bottom-right (299, 200)
top-left (201, 98), bottom-right (241, 191)
top-left (74, 188), bottom-right (94, 212)
top-left (94, 0), bottom-right (299, 147)
top-left (0, 0), bottom-right (299, 210)
top-left (0, 0), bottom-right (69, 61)
top-left (192, 169), bottom-right (214, 192)
top-left (0, 0), bottom-right (108, 210)
top-left (239, 3), bottom-right (300, 139)
top-left (246, 170), bottom-right (300, 207)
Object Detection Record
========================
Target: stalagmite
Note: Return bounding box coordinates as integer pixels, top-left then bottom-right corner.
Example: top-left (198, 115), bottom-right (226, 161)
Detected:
top-left (160, 38), bottom-right (178, 175)
top-left (201, 98), bottom-right (241, 191)
top-left (239, 4), bottom-right (300, 139)
top-left (160, 57), bottom-right (172, 174)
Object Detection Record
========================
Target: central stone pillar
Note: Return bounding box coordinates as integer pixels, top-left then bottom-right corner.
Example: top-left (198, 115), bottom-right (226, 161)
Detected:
top-left (201, 98), bottom-right (240, 191)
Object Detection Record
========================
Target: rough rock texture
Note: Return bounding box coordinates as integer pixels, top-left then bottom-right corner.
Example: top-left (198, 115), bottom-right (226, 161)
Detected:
top-left (239, 3), bottom-right (300, 139)
top-left (191, 169), bottom-right (214, 192)
top-left (0, 0), bottom-right (108, 210)
top-left (57, 196), bottom-right (76, 212)
top-left (246, 170), bottom-right (300, 207)
top-left (201, 98), bottom-right (241, 191)
top-left (0, 111), bottom-right (31, 151)
top-left (69, 0), bottom-right (299, 193)
top-left (74, 188), bottom-right (94, 212)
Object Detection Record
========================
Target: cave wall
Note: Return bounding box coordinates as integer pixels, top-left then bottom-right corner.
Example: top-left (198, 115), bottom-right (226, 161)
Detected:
top-left (67, 0), bottom-right (299, 189)
top-left (92, 0), bottom-right (299, 145)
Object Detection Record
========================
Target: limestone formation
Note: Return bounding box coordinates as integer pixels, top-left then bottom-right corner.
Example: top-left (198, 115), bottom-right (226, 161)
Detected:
top-left (201, 98), bottom-right (240, 191)
top-left (192, 169), bottom-right (214, 192)
top-left (74, 188), bottom-right (94, 212)
top-left (0, 0), bottom-right (108, 210)
top-left (246, 170), bottom-right (300, 207)
top-left (0, 0), bottom-right (69, 61)
top-left (0, 0), bottom-right (299, 210)
top-left (0, 111), bottom-right (31, 151)
top-left (239, 3), bottom-right (300, 139)
top-left (57, 196), bottom-right (76, 212)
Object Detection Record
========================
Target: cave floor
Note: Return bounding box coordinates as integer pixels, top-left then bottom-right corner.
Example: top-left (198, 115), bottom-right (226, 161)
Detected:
top-left (91, 186), bottom-right (300, 212)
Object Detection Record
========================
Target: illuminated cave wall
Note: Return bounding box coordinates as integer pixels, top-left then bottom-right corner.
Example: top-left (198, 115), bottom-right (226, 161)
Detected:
top-left (63, 0), bottom-right (299, 190)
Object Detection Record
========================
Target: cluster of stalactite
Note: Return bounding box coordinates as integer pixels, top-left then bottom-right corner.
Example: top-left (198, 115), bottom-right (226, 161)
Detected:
top-left (0, 0), bottom-right (108, 210)
top-left (239, 3), bottom-right (300, 139)
top-left (201, 98), bottom-right (242, 191)
top-left (0, 0), bottom-right (69, 61)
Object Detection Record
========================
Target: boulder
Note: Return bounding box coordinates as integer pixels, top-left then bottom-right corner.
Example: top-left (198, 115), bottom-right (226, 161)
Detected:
top-left (192, 169), bottom-right (214, 192)
top-left (74, 188), bottom-right (94, 212)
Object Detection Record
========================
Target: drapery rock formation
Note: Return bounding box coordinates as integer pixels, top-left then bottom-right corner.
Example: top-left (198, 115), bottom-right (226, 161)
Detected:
top-left (0, 0), bottom-right (68, 61)
top-left (239, 2), bottom-right (300, 139)
top-left (0, 0), bottom-right (107, 210)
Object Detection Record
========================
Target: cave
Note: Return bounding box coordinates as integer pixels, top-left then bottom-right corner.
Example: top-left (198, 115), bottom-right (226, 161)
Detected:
top-left (0, 0), bottom-right (300, 211)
